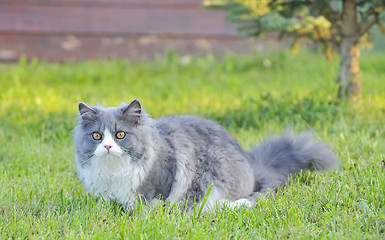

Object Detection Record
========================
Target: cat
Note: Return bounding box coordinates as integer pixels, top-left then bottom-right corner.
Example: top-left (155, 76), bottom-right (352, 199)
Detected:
top-left (74, 99), bottom-right (338, 211)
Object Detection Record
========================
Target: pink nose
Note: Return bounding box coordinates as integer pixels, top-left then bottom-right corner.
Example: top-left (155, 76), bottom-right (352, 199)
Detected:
top-left (104, 145), bottom-right (112, 151)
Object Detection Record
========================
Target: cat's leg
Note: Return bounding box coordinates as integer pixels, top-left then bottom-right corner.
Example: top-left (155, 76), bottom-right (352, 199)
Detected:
top-left (227, 191), bottom-right (271, 209)
top-left (195, 186), bottom-right (254, 212)
top-left (199, 197), bottom-right (252, 212)
top-left (215, 191), bottom-right (269, 210)
top-left (191, 188), bottom-right (266, 212)
top-left (165, 153), bottom-right (195, 204)
top-left (198, 186), bottom-right (226, 212)
top-left (227, 198), bottom-right (254, 209)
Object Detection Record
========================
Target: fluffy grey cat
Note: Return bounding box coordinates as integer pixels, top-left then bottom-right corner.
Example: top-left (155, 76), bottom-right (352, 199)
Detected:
top-left (74, 99), bottom-right (338, 210)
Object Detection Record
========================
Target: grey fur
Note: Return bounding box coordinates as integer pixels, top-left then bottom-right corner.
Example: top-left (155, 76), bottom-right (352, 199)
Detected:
top-left (74, 99), bottom-right (338, 209)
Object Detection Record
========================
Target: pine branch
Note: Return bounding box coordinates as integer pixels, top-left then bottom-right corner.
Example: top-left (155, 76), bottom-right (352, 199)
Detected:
top-left (359, 6), bottom-right (376, 20)
top-left (319, 1), bottom-right (341, 25)
top-left (359, 14), bottom-right (379, 38)
top-left (317, 1), bottom-right (341, 46)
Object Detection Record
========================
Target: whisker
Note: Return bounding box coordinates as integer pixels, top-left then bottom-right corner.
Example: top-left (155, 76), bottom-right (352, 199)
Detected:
top-left (80, 152), bottom-right (95, 165)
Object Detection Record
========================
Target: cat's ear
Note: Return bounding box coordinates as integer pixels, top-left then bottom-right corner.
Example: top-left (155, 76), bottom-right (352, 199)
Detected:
top-left (78, 102), bottom-right (97, 123)
top-left (121, 99), bottom-right (142, 123)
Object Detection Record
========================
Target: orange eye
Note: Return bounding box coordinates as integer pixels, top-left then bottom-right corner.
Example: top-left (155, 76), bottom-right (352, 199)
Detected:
top-left (92, 132), bottom-right (102, 140)
top-left (116, 131), bottom-right (126, 139)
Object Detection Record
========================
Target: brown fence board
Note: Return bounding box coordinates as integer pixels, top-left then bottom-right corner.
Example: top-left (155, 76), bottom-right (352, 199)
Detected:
top-left (0, 5), bottom-right (237, 36)
top-left (0, 0), bottom-right (269, 62)
top-left (0, 0), bottom-right (200, 4)
top-left (0, 34), bottom-right (266, 62)
top-left (0, 0), bottom-right (201, 8)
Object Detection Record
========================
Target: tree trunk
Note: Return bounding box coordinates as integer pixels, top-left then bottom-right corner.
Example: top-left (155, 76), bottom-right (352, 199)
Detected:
top-left (337, 0), bottom-right (362, 103)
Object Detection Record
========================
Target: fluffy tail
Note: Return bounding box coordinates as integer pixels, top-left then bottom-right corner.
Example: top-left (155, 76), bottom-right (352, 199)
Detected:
top-left (249, 129), bottom-right (338, 193)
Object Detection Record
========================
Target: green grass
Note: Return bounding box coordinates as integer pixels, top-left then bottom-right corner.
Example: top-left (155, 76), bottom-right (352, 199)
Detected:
top-left (1, 50), bottom-right (384, 239)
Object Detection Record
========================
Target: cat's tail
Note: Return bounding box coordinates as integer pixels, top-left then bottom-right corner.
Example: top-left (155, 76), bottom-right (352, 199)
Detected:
top-left (249, 129), bottom-right (338, 193)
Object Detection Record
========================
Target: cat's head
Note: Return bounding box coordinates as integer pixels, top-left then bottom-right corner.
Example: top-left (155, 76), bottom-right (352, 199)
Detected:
top-left (74, 99), bottom-right (151, 168)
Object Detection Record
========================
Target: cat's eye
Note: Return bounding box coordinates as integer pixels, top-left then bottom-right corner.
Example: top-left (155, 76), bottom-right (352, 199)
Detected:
top-left (92, 132), bottom-right (102, 140)
top-left (116, 131), bottom-right (126, 139)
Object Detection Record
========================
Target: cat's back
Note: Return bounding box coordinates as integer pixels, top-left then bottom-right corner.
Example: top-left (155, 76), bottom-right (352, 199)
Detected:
top-left (156, 115), bottom-right (226, 136)
top-left (154, 114), bottom-right (242, 150)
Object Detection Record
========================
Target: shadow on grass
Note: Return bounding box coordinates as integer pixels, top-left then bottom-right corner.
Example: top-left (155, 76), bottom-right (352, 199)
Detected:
top-left (203, 93), bottom-right (353, 130)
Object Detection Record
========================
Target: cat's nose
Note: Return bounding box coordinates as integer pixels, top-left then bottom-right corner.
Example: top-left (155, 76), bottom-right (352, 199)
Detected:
top-left (104, 145), bottom-right (112, 151)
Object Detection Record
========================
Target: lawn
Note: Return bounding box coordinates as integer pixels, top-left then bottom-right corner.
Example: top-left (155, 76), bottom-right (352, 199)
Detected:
top-left (0, 50), bottom-right (384, 239)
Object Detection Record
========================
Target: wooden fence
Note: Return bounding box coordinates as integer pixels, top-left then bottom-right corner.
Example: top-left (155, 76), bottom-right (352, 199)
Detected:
top-left (0, 0), bottom-right (270, 61)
